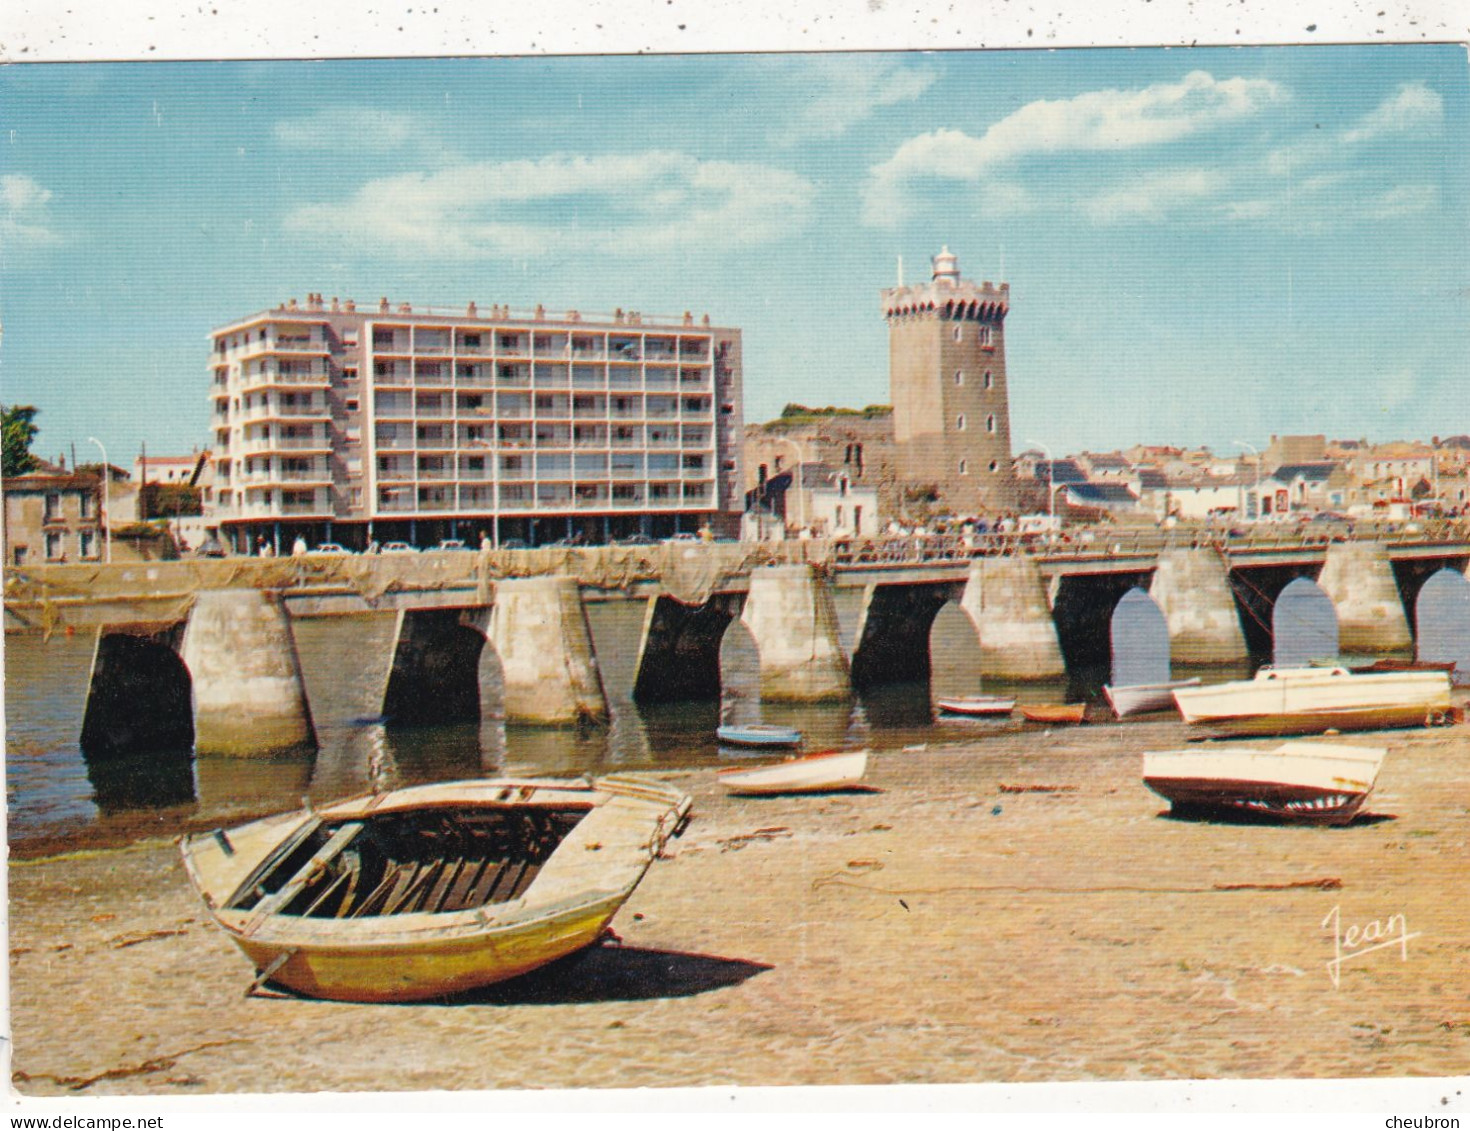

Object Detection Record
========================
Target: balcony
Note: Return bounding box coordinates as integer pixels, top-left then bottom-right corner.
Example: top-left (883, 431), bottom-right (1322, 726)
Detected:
top-left (240, 366), bottom-right (329, 391)
top-left (238, 335), bottom-right (330, 359)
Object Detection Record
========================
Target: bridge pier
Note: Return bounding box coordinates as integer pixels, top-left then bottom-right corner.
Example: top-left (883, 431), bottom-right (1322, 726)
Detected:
top-left (180, 589), bottom-right (317, 757)
top-left (1148, 548), bottom-right (1249, 664)
top-left (382, 608), bottom-right (489, 725)
top-left (632, 592), bottom-right (742, 704)
top-left (851, 582), bottom-right (954, 688)
top-left (740, 564), bottom-right (851, 701)
top-left (959, 557), bottom-right (1065, 680)
top-left (1317, 541), bottom-right (1413, 653)
top-left (487, 576), bottom-right (609, 726)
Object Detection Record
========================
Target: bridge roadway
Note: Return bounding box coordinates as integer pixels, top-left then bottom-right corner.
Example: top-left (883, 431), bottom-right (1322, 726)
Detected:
top-left (5, 522), bottom-right (1469, 629)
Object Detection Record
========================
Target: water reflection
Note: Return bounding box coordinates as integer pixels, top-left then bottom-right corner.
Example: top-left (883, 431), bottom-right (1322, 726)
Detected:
top-left (11, 583), bottom-right (1253, 845)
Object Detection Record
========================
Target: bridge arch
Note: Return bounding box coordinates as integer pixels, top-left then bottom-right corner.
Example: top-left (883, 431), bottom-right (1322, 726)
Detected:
top-left (1272, 577), bottom-right (1339, 668)
top-left (80, 625), bottom-right (194, 761)
top-left (1109, 587), bottom-right (1171, 688)
top-left (1414, 567), bottom-right (1470, 677)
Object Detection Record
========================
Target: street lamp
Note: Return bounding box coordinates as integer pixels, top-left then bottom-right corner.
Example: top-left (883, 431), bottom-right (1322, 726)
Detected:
top-left (87, 436), bottom-right (112, 563)
top-left (1233, 440), bottom-right (1260, 521)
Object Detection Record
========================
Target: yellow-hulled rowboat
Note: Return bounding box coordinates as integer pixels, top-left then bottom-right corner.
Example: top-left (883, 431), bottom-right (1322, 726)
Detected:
top-left (181, 774), bottom-right (690, 1002)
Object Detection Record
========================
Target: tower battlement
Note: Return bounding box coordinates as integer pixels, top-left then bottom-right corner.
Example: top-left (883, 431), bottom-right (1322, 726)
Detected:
top-left (881, 246), bottom-right (1009, 321)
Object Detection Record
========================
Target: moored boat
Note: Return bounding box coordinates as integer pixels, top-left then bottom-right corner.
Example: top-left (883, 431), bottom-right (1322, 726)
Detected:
top-left (1171, 666), bottom-right (1454, 737)
top-left (180, 774), bottom-right (690, 1003)
top-left (1142, 740), bottom-right (1387, 825)
top-left (1104, 678), bottom-right (1202, 718)
top-left (717, 749), bottom-right (869, 796)
top-left (936, 695), bottom-right (1016, 718)
top-left (1020, 702), bottom-right (1087, 725)
top-left (715, 723), bottom-right (803, 748)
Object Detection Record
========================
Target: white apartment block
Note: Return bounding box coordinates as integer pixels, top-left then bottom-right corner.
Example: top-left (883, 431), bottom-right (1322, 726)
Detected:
top-left (204, 295), bottom-right (744, 551)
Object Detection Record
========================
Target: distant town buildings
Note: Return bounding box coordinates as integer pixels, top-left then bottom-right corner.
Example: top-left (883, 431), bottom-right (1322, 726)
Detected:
top-left (202, 295), bottom-right (744, 551)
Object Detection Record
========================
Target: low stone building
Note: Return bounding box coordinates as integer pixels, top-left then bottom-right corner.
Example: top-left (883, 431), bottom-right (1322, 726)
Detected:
top-left (3, 469), bottom-right (106, 566)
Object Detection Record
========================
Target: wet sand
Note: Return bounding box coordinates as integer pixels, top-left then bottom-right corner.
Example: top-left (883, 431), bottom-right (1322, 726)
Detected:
top-left (9, 715), bottom-right (1470, 1096)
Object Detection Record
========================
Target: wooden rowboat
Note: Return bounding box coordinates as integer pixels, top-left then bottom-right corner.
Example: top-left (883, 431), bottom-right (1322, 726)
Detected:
top-left (1020, 702), bottom-right (1087, 725)
top-left (936, 695), bottom-right (1015, 718)
top-left (715, 723), bottom-right (803, 748)
top-left (180, 774), bottom-right (690, 1003)
top-left (1142, 741), bottom-right (1387, 825)
top-left (717, 749), bottom-right (868, 796)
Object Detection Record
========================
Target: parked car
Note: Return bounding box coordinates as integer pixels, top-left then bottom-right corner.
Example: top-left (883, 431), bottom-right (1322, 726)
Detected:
top-left (500, 538), bottom-right (529, 551)
top-left (434, 539), bottom-right (468, 551)
top-left (664, 532), bottom-right (700, 543)
top-left (381, 541), bottom-right (418, 554)
top-left (312, 542), bottom-right (350, 555)
top-left (617, 534), bottom-right (657, 546)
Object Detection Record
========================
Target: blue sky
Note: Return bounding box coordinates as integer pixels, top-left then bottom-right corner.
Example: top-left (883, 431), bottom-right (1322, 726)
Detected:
top-left (1, 46), bottom-right (1465, 468)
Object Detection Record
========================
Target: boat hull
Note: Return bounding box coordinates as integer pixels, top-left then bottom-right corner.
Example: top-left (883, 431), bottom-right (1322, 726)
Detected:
top-left (1104, 679), bottom-right (1201, 718)
top-left (1143, 742), bottom-right (1386, 826)
top-left (229, 890), bottom-right (628, 1003)
top-left (718, 750), bottom-right (868, 795)
top-left (715, 725), bottom-right (803, 748)
top-left (1020, 704), bottom-right (1086, 725)
top-left (936, 697), bottom-right (1015, 717)
top-left (1173, 669), bottom-right (1452, 737)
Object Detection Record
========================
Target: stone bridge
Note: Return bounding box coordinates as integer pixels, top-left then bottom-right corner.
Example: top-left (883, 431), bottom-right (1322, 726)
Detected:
top-left (7, 522), bottom-right (1468, 760)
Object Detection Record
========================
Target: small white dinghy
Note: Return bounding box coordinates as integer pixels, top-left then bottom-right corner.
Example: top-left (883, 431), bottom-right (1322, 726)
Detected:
top-left (715, 724), bottom-right (803, 749)
top-left (1104, 678), bottom-right (1202, 718)
top-left (717, 749), bottom-right (869, 796)
top-left (936, 695), bottom-right (1015, 718)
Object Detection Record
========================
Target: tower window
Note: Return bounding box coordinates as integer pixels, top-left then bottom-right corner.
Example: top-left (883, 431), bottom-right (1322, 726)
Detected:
top-left (954, 370), bottom-right (964, 387)
top-left (953, 326), bottom-right (963, 342)
top-left (984, 371), bottom-right (993, 389)
top-left (956, 414), bottom-right (966, 431)
top-left (986, 415), bottom-right (996, 434)
top-left (958, 459), bottom-right (969, 475)
top-left (989, 460), bottom-right (1000, 473)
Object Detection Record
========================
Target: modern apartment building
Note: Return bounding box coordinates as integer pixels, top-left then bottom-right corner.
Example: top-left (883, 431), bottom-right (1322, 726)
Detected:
top-left (204, 295), bottom-right (744, 551)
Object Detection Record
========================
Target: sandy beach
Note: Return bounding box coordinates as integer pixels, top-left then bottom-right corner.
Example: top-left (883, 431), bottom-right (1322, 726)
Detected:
top-left (9, 715), bottom-right (1470, 1096)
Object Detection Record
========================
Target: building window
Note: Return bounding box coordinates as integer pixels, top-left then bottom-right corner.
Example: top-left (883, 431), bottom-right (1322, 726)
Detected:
top-left (989, 460), bottom-right (1000, 473)
top-left (954, 370), bottom-right (964, 386)
top-left (79, 530), bottom-right (96, 559)
top-left (958, 459), bottom-right (969, 476)
top-left (79, 493), bottom-right (93, 518)
top-left (953, 326), bottom-right (963, 342)
top-left (835, 505), bottom-right (845, 527)
top-left (986, 415), bottom-right (996, 433)
top-left (956, 414), bottom-right (966, 431)
top-left (44, 493), bottom-right (62, 521)
top-left (45, 531), bottom-right (64, 560)
top-left (984, 371), bottom-right (993, 389)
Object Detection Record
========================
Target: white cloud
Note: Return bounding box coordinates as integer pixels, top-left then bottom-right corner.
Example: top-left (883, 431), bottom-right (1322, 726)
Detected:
top-left (1363, 183), bottom-right (1439, 219)
top-left (1085, 168), bottom-right (1224, 223)
top-left (773, 57), bottom-right (939, 146)
top-left (1342, 82), bottom-right (1444, 144)
top-left (274, 106), bottom-right (419, 153)
top-left (285, 152), bottom-right (816, 259)
top-left (864, 70), bottom-right (1282, 225)
top-left (0, 173), bottom-right (60, 250)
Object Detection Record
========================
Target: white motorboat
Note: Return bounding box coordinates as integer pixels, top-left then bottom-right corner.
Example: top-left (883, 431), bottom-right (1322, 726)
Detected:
top-left (1104, 678), bottom-right (1202, 718)
top-left (1142, 740), bottom-right (1387, 825)
top-left (1171, 667), bottom-right (1454, 737)
top-left (717, 749), bottom-right (869, 796)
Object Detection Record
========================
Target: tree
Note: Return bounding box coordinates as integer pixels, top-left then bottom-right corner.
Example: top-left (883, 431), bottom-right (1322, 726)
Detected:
top-left (2, 404), bottom-right (41, 479)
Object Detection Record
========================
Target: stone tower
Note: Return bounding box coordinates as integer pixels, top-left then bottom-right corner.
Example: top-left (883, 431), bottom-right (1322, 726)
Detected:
top-left (882, 247), bottom-right (1018, 515)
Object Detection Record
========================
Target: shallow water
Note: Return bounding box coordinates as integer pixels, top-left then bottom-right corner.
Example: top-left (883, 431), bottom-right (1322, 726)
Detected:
top-left (4, 594), bottom-right (1229, 845)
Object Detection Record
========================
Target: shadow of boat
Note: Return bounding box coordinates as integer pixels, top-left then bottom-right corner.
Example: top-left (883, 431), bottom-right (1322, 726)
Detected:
top-left (445, 944), bottom-right (773, 1006)
top-left (1157, 805), bottom-right (1397, 828)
